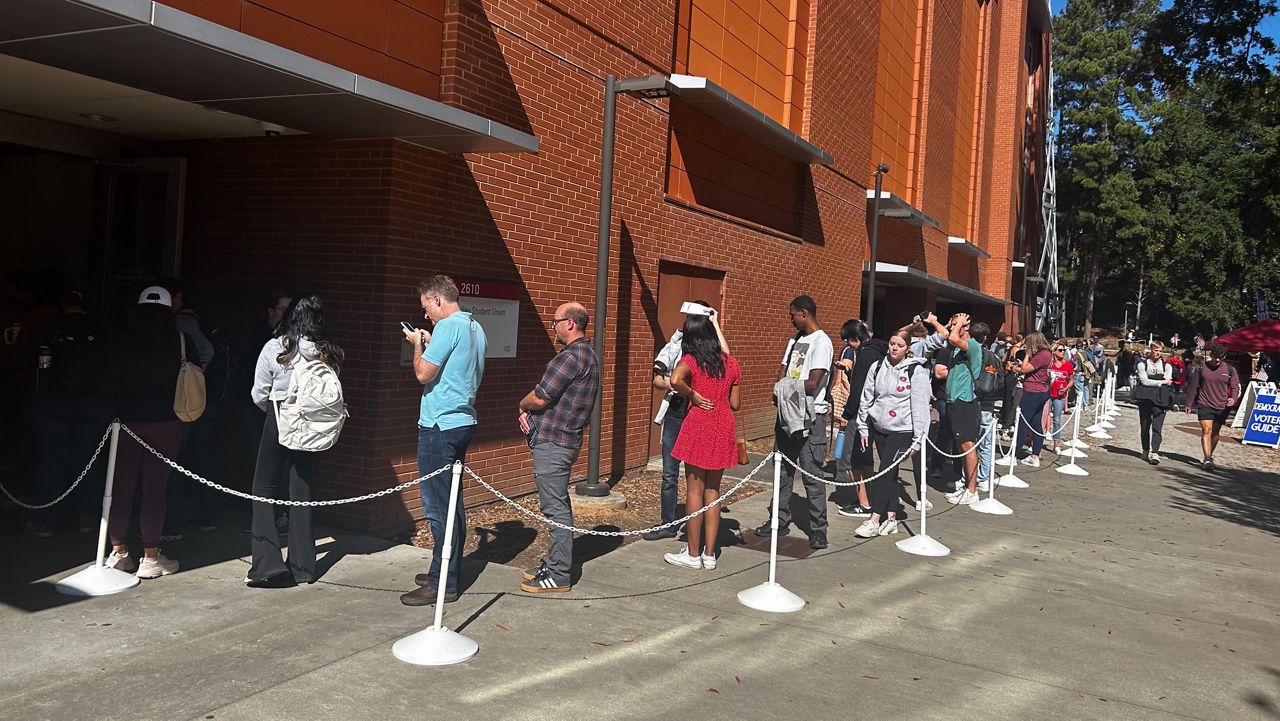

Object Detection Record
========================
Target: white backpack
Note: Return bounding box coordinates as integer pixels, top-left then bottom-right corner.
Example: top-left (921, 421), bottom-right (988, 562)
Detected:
top-left (275, 358), bottom-right (347, 452)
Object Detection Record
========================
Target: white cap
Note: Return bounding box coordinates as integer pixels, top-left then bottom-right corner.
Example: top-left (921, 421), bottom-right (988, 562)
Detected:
top-left (137, 286), bottom-right (172, 307)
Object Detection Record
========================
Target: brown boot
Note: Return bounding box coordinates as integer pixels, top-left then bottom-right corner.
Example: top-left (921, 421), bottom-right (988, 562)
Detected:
top-left (400, 584), bottom-right (459, 606)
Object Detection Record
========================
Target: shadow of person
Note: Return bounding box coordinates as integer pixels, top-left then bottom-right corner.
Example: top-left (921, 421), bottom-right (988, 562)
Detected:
top-left (1102, 444), bottom-right (1147, 462)
top-left (570, 525), bottom-right (623, 584)
top-left (312, 531), bottom-right (400, 581)
top-left (456, 520), bottom-right (539, 590)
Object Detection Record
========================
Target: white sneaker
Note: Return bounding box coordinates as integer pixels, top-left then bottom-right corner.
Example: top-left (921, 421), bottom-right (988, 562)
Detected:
top-left (954, 480), bottom-right (964, 491)
top-left (878, 519), bottom-right (899, 536)
top-left (700, 554), bottom-right (717, 570)
top-left (135, 553), bottom-right (179, 579)
top-left (854, 519), bottom-right (880, 538)
top-left (915, 499), bottom-right (933, 512)
top-left (949, 490), bottom-right (979, 505)
top-left (663, 549), bottom-right (702, 569)
top-left (1148, 453), bottom-right (1162, 465)
top-left (977, 480), bottom-right (990, 493)
top-left (105, 551), bottom-right (136, 573)
top-left (945, 488), bottom-right (964, 502)
top-left (1020, 456), bottom-right (1041, 468)
top-left (996, 456), bottom-right (1016, 467)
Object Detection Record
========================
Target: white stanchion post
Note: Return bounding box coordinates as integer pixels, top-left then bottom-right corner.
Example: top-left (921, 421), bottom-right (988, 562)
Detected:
top-left (1088, 383), bottom-right (1113, 439)
top-left (739, 453), bottom-right (806, 612)
top-left (1105, 374), bottom-right (1119, 419)
top-left (1056, 404), bottom-right (1090, 476)
top-left (970, 422), bottom-right (1012, 515)
top-left (996, 408), bottom-right (1028, 488)
top-left (897, 436), bottom-right (950, 556)
top-left (1065, 400), bottom-right (1090, 451)
top-left (56, 422), bottom-right (140, 597)
top-left (393, 461), bottom-right (479, 666)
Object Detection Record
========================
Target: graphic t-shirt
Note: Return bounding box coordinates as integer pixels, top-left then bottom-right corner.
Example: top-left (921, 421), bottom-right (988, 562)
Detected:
top-left (1048, 360), bottom-right (1075, 399)
top-left (781, 329), bottom-right (834, 414)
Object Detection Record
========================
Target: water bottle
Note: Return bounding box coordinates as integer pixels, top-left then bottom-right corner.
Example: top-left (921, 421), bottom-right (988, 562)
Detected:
top-left (834, 430), bottom-right (845, 458)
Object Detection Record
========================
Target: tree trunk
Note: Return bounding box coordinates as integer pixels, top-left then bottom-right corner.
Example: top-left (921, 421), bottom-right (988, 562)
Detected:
top-left (1081, 255), bottom-right (1100, 339)
top-left (1134, 261), bottom-right (1146, 331)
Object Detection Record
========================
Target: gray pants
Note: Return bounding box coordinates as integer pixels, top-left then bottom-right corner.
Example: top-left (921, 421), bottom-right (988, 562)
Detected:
top-left (770, 413), bottom-right (829, 535)
top-left (531, 441), bottom-right (581, 584)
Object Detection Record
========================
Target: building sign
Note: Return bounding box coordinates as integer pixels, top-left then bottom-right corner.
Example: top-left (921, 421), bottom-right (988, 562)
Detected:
top-left (457, 280), bottom-right (521, 359)
top-left (1241, 391), bottom-right (1280, 449)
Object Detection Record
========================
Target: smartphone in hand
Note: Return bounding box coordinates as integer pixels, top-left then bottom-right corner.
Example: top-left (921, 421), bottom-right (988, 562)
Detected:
top-left (400, 321), bottom-right (416, 333)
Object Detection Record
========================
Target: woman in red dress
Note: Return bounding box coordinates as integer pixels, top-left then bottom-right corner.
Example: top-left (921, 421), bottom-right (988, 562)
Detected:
top-left (666, 311), bottom-right (740, 570)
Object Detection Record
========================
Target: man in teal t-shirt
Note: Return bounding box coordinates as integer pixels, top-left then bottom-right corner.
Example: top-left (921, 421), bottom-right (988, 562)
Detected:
top-left (399, 275), bottom-right (487, 607)
top-left (944, 313), bottom-right (986, 506)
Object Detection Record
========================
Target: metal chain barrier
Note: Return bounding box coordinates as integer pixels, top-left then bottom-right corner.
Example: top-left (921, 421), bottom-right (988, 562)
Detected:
top-left (779, 435), bottom-right (922, 486)
top-left (0, 425), bottom-right (112, 510)
top-left (924, 421), bottom-right (996, 459)
top-left (463, 452), bottom-right (775, 537)
top-left (120, 423), bottom-right (451, 506)
top-left (1016, 403), bottom-right (1082, 441)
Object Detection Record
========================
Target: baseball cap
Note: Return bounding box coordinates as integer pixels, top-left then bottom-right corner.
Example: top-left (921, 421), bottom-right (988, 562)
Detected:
top-left (137, 286), bottom-right (172, 307)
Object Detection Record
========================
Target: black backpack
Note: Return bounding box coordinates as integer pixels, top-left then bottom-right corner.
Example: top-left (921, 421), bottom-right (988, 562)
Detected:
top-left (43, 315), bottom-right (104, 396)
top-left (955, 345), bottom-right (1002, 401)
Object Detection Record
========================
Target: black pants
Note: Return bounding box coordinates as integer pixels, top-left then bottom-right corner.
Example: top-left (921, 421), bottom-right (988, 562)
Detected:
top-left (871, 428), bottom-right (913, 518)
top-left (1137, 399), bottom-right (1166, 455)
top-left (249, 410), bottom-right (317, 582)
top-left (770, 415), bottom-right (828, 535)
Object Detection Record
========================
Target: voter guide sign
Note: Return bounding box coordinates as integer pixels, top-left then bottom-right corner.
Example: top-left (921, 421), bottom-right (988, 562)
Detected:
top-left (1241, 392), bottom-right (1280, 449)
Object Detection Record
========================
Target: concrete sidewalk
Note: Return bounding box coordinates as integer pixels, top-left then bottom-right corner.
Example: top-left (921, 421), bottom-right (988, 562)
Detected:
top-left (2, 400), bottom-right (1279, 721)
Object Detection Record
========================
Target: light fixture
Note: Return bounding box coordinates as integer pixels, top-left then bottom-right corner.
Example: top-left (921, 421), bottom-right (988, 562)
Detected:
top-left (78, 113), bottom-right (117, 123)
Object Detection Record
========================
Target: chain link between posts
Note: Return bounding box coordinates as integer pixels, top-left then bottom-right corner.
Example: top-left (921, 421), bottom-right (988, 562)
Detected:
top-left (1016, 403), bottom-right (1083, 441)
top-left (780, 434), bottom-right (923, 486)
top-left (0, 425), bottom-right (112, 510)
top-left (463, 452), bottom-right (775, 537)
top-left (121, 423), bottom-right (452, 506)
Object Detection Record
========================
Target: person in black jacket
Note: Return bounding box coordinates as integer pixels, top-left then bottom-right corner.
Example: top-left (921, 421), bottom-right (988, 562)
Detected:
top-left (833, 320), bottom-right (872, 516)
top-left (837, 323), bottom-right (887, 517)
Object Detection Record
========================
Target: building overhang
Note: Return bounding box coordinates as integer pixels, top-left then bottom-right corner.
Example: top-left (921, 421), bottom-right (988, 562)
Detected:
top-left (1030, 0), bottom-right (1053, 33)
top-left (862, 262), bottom-right (1008, 306)
top-left (0, 0), bottom-right (538, 154)
top-left (947, 236), bottom-right (990, 259)
top-left (866, 189), bottom-right (939, 227)
top-left (667, 74), bottom-right (833, 165)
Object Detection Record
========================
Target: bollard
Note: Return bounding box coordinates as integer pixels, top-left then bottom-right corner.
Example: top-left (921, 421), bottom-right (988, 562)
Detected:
top-left (1056, 404), bottom-right (1090, 476)
top-left (970, 422), bottom-right (1012, 515)
top-left (896, 437), bottom-right (950, 556)
top-left (997, 409), bottom-right (1029, 488)
top-left (393, 461), bottom-right (479, 666)
top-left (56, 422), bottom-right (141, 597)
top-left (738, 453), bottom-right (806, 612)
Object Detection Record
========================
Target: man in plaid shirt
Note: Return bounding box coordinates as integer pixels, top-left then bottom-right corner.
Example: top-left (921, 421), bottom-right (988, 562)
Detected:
top-left (517, 302), bottom-right (600, 593)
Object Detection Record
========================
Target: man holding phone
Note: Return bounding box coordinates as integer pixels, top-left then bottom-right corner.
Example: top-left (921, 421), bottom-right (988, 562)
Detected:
top-left (399, 275), bottom-right (487, 606)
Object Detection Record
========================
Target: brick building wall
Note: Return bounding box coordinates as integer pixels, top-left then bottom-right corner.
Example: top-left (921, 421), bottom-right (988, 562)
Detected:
top-left (171, 0), bottom-right (1048, 534)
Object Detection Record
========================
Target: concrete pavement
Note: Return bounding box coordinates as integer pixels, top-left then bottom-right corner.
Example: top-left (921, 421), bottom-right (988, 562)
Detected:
top-left (2, 399), bottom-right (1279, 721)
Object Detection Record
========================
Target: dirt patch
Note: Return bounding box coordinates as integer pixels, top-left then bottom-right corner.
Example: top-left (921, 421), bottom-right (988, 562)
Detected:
top-left (409, 467), bottom-right (765, 573)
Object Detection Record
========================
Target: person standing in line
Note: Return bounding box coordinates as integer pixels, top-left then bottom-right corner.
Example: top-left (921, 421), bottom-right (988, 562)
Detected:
top-left (854, 330), bottom-right (930, 538)
top-left (1007, 331), bottom-right (1052, 467)
top-left (104, 286), bottom-right (193, 579)
top-left (1047, 343), bottom-right (1075, 454)
top-left (517, 302), bottom-right (599, 593)
top-left (662, 312), bottom-right (740, 570)
top-left (245, 294), bottom-right (344, 587)
top-left (236, 289), bottom-right (294, 537)
top-left (1133, 341), bottom-right (1174, 465)
top-left (400, 276), bottom-right (487, 605)
top-left (757, 295), bottom-right (833, 549)
top-left (942, 315), bottom-right (986, 505)
top-left (835, 319), bottom-right (876, 517)
top-left (1117, 343), bottom-right (1136, 391)
top-left (1184, 343), bottom-right (1241, 471)
top-left (642, 300), bottom-right (723, 541)
top-left (1167, 350), bottom-right (1188, 411)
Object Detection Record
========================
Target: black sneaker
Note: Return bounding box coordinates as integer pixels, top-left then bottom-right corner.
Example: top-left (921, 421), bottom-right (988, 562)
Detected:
top-left (244, 571), bottom-right (297, 589)
top-left (1202, 458), bottom-right (1215, 471)
top-left (809, 532), bottom-right (829, 550)
top-left (642, 527), bottom-right (678, 541)
top-left (837, 504), bottom-right (871, 518)
top-left (522, 560), bottom-right (549, 581)
top-left (755, 520), bottom-right (789, 537)
top-left (519, 566), bottom-right (570, 594)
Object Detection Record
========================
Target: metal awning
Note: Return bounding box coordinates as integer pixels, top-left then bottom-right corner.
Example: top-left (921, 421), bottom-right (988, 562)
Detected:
top-left (947, 235), bottom-right (991, 259)
top-left (866, 189), bottom-right (939, 227)
top-left (667, 74), bottom-right (833, 165)
top-left (0, 0), bottom-right (538, 153)
top-left (862, 262), bottom-right (1007, 306)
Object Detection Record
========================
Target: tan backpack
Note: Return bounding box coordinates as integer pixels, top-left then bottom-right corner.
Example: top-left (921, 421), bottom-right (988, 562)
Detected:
top-left (174, 333), bottom-right (206, 422)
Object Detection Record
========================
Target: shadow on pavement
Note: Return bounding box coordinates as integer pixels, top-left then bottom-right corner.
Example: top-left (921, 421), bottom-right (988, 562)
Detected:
top-left (1163, 461), bottom-right (1280, 539)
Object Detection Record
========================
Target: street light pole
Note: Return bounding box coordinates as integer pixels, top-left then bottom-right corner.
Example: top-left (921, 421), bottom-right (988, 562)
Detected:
top-left (865, 163), bottom-right (889, 325)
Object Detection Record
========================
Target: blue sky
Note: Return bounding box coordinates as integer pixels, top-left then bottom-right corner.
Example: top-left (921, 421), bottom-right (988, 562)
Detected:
top-left (1050, 0), bottom-right (1280, 45)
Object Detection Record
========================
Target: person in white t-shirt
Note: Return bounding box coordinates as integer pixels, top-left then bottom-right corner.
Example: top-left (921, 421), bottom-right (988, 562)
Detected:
top-left (755, 295), bottom-right (834, 549)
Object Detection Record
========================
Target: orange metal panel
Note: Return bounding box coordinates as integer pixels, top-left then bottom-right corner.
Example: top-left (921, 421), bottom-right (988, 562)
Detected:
top-left (383, 56), bottom-right (441, 99)
top-left (386, 2), bottom-right (443, 73)
top-left (250, 0), bottom-right (389, 51)
top-left (242, 3), bottom-right (385, 80)
top-left (164, 0), bottom-right (242, 29)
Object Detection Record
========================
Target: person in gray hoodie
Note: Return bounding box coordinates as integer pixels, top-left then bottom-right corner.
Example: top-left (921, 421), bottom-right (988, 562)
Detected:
top-left (854, 330), bottom-right (931, 538)
top-left (245, 294), bottom-right (344, 588)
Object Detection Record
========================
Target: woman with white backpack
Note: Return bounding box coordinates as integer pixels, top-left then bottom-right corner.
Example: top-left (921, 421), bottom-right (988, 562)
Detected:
top-left (246, 294), bottom-right (345, 588)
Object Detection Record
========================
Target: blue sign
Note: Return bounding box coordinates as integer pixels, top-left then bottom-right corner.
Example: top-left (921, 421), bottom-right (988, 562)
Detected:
top-left (1242, 392), bottom-right (1280, 449)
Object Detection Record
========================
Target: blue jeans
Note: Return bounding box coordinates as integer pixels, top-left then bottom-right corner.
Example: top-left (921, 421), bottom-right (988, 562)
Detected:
top-left (977, 409), bottom-right (995, 484)
top-left (1049, 397), bottom-right (1067, 441)
top-left (1074, 373), bottom-right (1090, 408)
top-left (660, 413), bottom-right (686, 524)
top-left (417, 424), bottom-right (475, 592)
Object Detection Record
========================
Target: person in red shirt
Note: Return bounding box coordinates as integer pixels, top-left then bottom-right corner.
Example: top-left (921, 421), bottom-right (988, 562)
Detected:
top-left (1046, 343), bottom-right (1074, 454)
top-left (1167, 352), bottom-right (1187, 410)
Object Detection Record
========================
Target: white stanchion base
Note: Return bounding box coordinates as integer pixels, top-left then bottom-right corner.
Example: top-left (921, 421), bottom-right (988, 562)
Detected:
top-left (1087, 430), bottom-right (1113, 439)
top-left (1065, 439), bottom-right (1089, 450)
top-left (1056, 462), bottom-right (1089, 476)
top-left (737, 582), bottom-right (806, 613)
top-left (997, 473), bottom-right (1029, 489)
top-left (1061, 449), bottom-right (1088, 459)
top-left (1100, 420), bottom-right (1116, 429)
top-left (1085, 424), bottom-right (1103, 433)
top-left (995, 456), bottom-right (1017, 467)
top-left (392, 626), bottom-right (479, 666)
top-left (55, 565), bottom-right (140, 597)
top-left (896, 534), bottom-right (951, 557)
top-left (970, 497), bottom-right (1013, 515)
